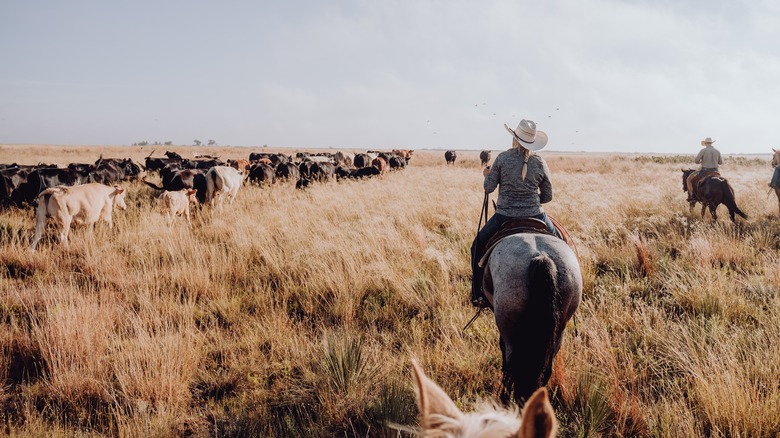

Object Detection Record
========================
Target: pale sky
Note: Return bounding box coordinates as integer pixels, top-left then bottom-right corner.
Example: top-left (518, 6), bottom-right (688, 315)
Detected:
top-left (1, 0), bottom-right (779, 153)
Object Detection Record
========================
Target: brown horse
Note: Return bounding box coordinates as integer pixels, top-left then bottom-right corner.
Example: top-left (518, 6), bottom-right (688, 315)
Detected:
top-left (772, 149), bottom-right (780, 215)
top-left (681, 169), bottom-right (748, 222)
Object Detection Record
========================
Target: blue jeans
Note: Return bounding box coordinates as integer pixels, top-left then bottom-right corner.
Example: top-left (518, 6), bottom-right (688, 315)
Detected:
top-left (470, 212), bottom-right (561, 301)
top-left (771, 166), bottom-right (780, 188)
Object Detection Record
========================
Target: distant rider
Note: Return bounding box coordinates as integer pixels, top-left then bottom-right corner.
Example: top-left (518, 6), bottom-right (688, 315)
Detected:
top-left (687, 137), bottom-right (722, 202)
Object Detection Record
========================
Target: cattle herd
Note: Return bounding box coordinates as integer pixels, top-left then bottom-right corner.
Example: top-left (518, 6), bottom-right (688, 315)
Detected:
top-left (0, 148), bottom-right (414, 249)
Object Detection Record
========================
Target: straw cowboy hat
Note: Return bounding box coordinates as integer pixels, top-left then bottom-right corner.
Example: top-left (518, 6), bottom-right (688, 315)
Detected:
top-left (701, 137), bottom-right (716, 146)
top-left (504, 119), bottom-right (548, 151)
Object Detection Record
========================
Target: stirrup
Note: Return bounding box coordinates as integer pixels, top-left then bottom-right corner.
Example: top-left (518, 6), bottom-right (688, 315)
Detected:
top-left (471, 295), bottom-right (489, 309)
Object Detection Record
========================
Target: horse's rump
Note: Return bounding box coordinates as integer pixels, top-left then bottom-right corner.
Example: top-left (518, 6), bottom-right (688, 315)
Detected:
top-left (479, 216), bottom-right (579, 268)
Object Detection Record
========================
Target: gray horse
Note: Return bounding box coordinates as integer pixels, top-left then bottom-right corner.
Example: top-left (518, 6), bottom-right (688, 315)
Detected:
top-left (482, 233), bottom-right (582, 405)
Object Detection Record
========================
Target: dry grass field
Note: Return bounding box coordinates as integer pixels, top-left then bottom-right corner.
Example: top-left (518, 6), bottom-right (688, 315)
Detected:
top-left (1, 145), bottom-right (779, 437)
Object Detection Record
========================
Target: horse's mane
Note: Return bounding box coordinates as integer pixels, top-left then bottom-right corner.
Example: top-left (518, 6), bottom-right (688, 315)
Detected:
top-left (425, 404), bottom-right (522, 438)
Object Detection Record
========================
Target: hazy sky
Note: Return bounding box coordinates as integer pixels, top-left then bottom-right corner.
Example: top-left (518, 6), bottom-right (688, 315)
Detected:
top-left (1, 0), bottom-right (779, 153)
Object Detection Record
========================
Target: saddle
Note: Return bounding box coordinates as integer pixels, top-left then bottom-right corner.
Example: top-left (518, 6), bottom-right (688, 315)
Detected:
top-left (692, 171), bottom-right (721, 200)
top-left (478, 217), bottom-right (579, 268)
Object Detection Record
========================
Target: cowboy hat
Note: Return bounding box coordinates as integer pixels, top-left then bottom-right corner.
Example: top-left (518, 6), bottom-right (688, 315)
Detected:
top-left (504, 119), bottom-right (548, 151)
top-left (701, 137), bottom-right (716, 146)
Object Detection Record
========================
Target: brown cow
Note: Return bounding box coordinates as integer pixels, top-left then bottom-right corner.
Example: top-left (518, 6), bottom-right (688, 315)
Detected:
top-left (227, 159), bottom-right (251, 174)
top-left (159, 189), bottom-right (198, 226)
top-left (31, 183), bottom-right (127, 251)
top-left (393, 149), bottom-right (414, 161)
top-left (371, 157), bottom-right (388, 174)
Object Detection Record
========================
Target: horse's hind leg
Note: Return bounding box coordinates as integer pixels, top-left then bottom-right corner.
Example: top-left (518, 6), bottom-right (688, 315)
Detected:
top-left (775, 189), bottom-right (780, 216)
top-left (709, 205), bottom-right (718, 221)
top-left (499, 337), bottom-right (514, 405)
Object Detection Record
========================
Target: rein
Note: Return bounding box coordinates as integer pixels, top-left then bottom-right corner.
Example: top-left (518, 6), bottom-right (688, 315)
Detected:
top-left (463, 192), bottom-right (491, 333)
top-left (476, 191), bottom-right (489, 234)
top-left (462, 307), bottom-right (484, 332)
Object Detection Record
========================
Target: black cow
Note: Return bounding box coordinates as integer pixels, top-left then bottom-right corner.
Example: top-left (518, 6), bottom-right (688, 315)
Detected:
top-left (355, 166), bottom-right (381, 178)
top-left (299, 161), bottom-right (314, 179)
top-left (145, 157), bottom-right (181, 173)
top-left (335, 166), bottom-right (380, 180)
top-left (0, 167), bottom-right (31, 207)
top-left (311, 162), bottom-right (336, 182)
top-left (335, 166), bottom-right (353, 180)
top-left (249, 152), bottom-right (271, 162)
top-left (445, 150), bottom-right (457, 165)
top-left (12, 167), bottom-right (94, 206)
top-left (354, 154), bottom-right (372, 168)
top-left (275, 162), bottom-right (300, 181)
top-left (144, 168), bottom-right (209, 203)
top-left (165, 151), bottom-right (184, 160)
top-left (248, 163), bottom-right (275, 185)
top-left (250, 152), bottom-right (289, 165)
top-left (388, 156), bottom-right (406, 170)
top-left (295, 177), bottom-right (312, 190)
top-left (480, 150), bottom-right (492, 166)
top-left (181, 158), bottom-right (224, 170)
top-left (68, 163), bottom-right (96, 173)
top-left (91, 161), bottom-right (123, 185)
top-left (96, 158), bottom-right (143, 181)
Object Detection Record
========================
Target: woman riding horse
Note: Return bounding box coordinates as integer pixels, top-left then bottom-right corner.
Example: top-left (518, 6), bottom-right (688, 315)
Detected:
top-left (470, 120), bottom-right (582, 405)
top-left (470, 119), bottom-right (561, 308)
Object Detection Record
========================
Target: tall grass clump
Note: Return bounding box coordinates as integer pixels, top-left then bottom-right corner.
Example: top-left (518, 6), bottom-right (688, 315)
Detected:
top-left (320, 333), bottom-right (376, 394)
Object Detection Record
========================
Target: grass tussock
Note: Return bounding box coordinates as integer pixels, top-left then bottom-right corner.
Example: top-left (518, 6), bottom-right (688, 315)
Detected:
top-left (1, 147), bottom-right (779, 436)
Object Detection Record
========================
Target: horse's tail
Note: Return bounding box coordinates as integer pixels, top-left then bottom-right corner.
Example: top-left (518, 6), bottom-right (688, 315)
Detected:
top-left (721, 179), bottom-right (748, 221)
top-left (527, 255), bottom-right (562, 372)
top-left (503, 253), bottom-right (562, 403)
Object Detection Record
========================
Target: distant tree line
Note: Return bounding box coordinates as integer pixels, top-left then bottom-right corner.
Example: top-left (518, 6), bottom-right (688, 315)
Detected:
top-left (132, 140), bottom-right (217, 146)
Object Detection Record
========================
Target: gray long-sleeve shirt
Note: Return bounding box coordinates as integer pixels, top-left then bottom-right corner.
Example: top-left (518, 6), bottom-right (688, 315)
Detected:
top-left (484, 148), bottom-right (553, 217)
top-left (695, 146), bottom-right (722, 170)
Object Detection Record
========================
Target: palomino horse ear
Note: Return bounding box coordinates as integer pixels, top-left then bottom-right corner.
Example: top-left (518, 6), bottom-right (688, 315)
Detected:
top-left (517, 387), bottom-right (558, 438)
top-left (411, 359), bottom-right (463, 429)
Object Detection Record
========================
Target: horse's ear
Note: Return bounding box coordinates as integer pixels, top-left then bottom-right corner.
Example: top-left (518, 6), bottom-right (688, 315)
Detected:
top-left (517, 387), bottom-right (557, 438)
top-left (411, 359), bottom-right (463, 429)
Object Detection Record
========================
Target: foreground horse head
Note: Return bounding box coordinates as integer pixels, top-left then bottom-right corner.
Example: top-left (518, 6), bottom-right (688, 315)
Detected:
top-left (412, 360), bottom-right (557, 438)
top-left (482, 233), bottom-right (582, 405)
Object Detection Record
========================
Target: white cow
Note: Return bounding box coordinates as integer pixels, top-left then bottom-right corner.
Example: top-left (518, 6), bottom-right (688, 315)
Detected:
top-left (205, 165), bottom-right (243, 208)
top-left (159, 189), bottom-right (198, 226)
top-left (31, 183), bottom-right (127, 251)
